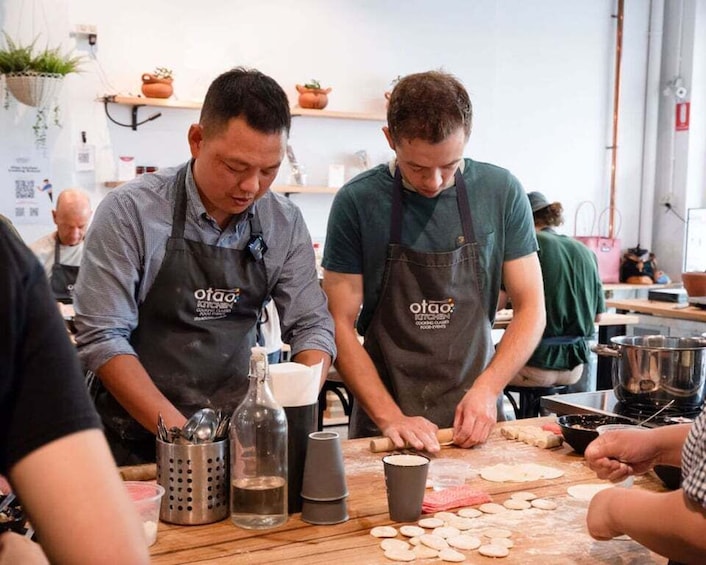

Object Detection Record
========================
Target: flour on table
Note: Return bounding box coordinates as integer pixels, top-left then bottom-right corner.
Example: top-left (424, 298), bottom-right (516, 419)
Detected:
top-left (480, 463), bottom-right (565, 482)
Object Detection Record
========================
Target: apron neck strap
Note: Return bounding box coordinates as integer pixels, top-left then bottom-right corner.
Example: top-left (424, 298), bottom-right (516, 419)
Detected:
top-left (54, 233), bottom-right (61, 263)
top-left (171, 163), bottom-right (190, 238)
top-left (390, 167), bottom-right (476, 245)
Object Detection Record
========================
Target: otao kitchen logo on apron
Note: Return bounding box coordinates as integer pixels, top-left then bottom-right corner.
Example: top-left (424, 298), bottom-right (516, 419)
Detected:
top-left (409, 298), bottom-right (455, 330)
top-left (193, 287), bottom-right (240, 321)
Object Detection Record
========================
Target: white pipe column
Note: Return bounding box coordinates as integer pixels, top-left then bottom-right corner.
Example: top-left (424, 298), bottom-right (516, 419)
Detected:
top-left (638, 0), bottom-right (664, 249)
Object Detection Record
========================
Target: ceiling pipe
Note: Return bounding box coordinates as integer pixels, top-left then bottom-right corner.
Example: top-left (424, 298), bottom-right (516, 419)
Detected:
top-left (608, 0), bottom-right (624, 240)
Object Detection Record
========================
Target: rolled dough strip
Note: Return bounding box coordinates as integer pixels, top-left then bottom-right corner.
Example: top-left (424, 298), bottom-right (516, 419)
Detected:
top-left (369, 428), bottom-right (454, 453)
top-left (534, 432), bottom-right (563, 449)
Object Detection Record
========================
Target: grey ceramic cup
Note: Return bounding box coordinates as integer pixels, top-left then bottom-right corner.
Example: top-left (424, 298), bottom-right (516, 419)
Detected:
top-left (300, 431), bottom-right (348, 501)
top-left (382, 453), bottom-right (430, 522)
top-left (301, 495), bottom-right (349, 525)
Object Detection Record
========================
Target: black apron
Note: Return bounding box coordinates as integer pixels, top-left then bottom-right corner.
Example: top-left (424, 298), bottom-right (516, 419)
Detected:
top-left (350, 168), bottom-right (497, 438)
top-left (95, 164), bottom-right (268, 460)
top-left (51, 236), bottom-right (79, 304)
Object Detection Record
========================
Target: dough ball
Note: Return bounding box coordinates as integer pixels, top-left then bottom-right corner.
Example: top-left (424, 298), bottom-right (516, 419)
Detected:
top-left (371, 526), bottom-right (398, 538)
top-left (457, 507), bottom-right (483, 518)
top-left (510, 491), bottom-right (537, 501)
top-left (418, 517), bottom-right (445, 528)
top-left (399, 525), bottom-right (425, 537)
top-left (478, 502), bottom-right (507, 514)
top-left (446, 534), bottom-right (482, 550)
top-left (419, 533), bottom-right (449, 551)
top-left (381, 538), bottom-right (410, 552)
top-left (478, 544), bottom-right (510, 558)
top-left (439, 548), bottom-right (467, 562)
top-left (531, 498), bottom-right (558, 510)
top-left (503, 498), bottom-right (531, 510)
top-left (383, 548), bottom-right (416, 562)
top-left (432, 526), bottom-right (461, 539)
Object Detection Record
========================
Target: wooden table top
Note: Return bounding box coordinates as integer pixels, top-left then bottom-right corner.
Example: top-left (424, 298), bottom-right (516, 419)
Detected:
top-left (492, 310), bottom-right (638, 330)
top-left (607, 297), bottom-right (706, 324)
top-left (148, 417), bottom-right (667, 564)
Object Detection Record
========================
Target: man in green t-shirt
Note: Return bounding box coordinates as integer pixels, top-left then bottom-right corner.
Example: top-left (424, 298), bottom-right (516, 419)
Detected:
top-left (506, 192), bottom-right (605, 388)
top-left (322, 70), bottom-right (546, 453)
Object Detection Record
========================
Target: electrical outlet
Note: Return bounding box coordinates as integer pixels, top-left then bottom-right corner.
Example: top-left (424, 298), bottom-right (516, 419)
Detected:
top-left (659, 192), bottom-right (674, 206)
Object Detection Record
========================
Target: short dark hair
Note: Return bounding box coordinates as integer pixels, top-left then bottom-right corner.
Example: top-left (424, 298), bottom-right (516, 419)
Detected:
top-left (387, 70), bottom-right (472, 143)
top-left (200, 67), bottom-right (291, 137)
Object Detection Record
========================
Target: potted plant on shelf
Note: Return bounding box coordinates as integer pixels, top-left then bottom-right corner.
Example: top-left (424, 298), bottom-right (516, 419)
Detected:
top-left (141, 67), bottom-right (174, 99)
top-left (0, 32), bottom-right (82, 146)
top-left (296, 79), bottom-right (332, 110)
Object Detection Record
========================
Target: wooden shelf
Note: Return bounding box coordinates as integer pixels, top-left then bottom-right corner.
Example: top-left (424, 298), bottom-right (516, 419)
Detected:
top-left (104, 181), bottom-right (125, 188)
top-left (101, 95), bottom-right (202, 110)
top-left (101, 95), bottom-right (385, 121)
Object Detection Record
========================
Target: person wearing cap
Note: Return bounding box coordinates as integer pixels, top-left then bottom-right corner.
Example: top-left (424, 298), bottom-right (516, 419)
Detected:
top-left (322, 70), bottom-right (546, 452)
top-left (504, 192), bottom-right (605, 390)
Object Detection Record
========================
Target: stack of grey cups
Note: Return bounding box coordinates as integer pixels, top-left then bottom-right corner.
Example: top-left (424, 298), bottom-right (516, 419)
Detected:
top-left (300, 431), bottom-right (349, 524)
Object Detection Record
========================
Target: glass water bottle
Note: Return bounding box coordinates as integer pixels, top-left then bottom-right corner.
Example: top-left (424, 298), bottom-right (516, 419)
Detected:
top-left (230, 346), bottom-right (288, 529)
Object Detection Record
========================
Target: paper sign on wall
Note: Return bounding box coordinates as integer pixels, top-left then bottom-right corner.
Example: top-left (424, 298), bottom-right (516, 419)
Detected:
top-left (0, 147), bottom-right (52, 224)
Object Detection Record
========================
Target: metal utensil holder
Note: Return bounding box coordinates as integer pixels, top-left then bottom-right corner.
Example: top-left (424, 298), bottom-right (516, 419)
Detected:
top-left (156, 438), bottom-right (229, 525)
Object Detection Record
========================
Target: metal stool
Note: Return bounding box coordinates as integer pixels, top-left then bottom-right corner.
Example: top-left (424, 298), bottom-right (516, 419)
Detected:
top-left (503, 384), bottom-right (568, 419)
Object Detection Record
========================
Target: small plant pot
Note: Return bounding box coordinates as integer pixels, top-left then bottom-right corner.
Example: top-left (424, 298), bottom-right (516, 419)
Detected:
top-left (141, 73), bottom-right (173, 99)
top-left (296, 84), bottom-right (331, 109)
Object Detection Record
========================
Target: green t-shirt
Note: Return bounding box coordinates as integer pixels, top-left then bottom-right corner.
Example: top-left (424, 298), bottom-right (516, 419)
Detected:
top-left (323, 159), bottom-right (537, 335)
top-left (527, 229), bottom-right (606, 370)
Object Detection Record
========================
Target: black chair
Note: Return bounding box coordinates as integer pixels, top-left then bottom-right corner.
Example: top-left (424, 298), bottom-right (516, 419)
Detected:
top-left (317, 368), bottom-right (354, 430)
top-left (503, 384), bottom-right (568, 419)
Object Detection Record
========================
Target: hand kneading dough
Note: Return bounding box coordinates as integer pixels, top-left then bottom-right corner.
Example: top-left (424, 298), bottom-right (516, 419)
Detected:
top-left (478, 544), bottom-right (510, 558)
top-left (381, 539), bottom-right (411, 552)
top-left (439, 548), bottom-right (467, 562)
top-left (447, 534), bottom-right (482, 550)
top-left (383, 548), bottom-right (416, 562)
top-left (371, 526), bottom-right (398, 538)
top-left (399, 525), bottom-right (425, 537)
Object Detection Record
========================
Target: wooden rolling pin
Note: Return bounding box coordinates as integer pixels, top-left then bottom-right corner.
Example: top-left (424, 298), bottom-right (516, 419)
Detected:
top-left (369, 428), bottom-right (454, 453)
top-left (119, 463), bottom-right (157, 481)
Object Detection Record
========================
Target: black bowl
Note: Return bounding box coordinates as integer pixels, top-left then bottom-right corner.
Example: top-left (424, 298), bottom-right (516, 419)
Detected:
top-left (0, 495), bottom-right (26, 534)
top-left (557, 414), bottom-right (637, 455)
top-left (653, 465), bottom-right (681, 490)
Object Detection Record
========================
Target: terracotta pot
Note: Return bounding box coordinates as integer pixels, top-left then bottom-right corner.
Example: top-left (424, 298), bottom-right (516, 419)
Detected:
top-left (141, 73), bottom-right (173, 99)
top-left (296, 84), bottom-right (332, 110)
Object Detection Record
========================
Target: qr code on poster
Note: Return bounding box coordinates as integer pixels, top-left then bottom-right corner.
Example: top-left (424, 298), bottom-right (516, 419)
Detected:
top-left (15, 207), bottom-right (25, 217)
top-left (15, 180), bottom-right (35, 199)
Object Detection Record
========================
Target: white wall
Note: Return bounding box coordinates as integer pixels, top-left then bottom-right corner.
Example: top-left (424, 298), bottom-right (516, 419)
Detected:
top-left (2, 0), bottom-right (679, 273)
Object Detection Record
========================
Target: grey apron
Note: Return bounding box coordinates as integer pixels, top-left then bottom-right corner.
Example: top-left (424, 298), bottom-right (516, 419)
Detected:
top-left (51, 236), bottom-right (79, 304)
top-left (94, 164), bottom-right (268, 462)
top-left (350, 168), bottom-right (497, 438)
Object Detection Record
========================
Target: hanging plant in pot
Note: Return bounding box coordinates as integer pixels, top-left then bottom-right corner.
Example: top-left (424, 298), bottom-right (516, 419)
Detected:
top-left (0, 33), bottom-right (82, 146)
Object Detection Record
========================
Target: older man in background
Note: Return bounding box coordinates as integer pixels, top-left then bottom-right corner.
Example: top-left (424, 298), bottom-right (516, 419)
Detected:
top-left (30, 188), bottom-right (92, 304)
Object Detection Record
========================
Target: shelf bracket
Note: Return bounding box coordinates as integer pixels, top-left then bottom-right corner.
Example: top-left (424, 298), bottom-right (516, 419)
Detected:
top-left (102, 96), bottom-right (163, 130)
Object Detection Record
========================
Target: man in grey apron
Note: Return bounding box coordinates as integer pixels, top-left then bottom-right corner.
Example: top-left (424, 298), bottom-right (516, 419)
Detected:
top-left (29, 188), bottom-right (92, 304)
top-left (75, 69), bottom-right (335, 465)
top-left (323, 71), bottom-right (546, 452)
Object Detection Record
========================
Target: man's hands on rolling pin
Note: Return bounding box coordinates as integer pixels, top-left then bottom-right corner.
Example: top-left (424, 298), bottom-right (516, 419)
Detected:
top-left (452, 385), bottom-right (498, 448)
top-left (380, 415), bottom-right (441, 453)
